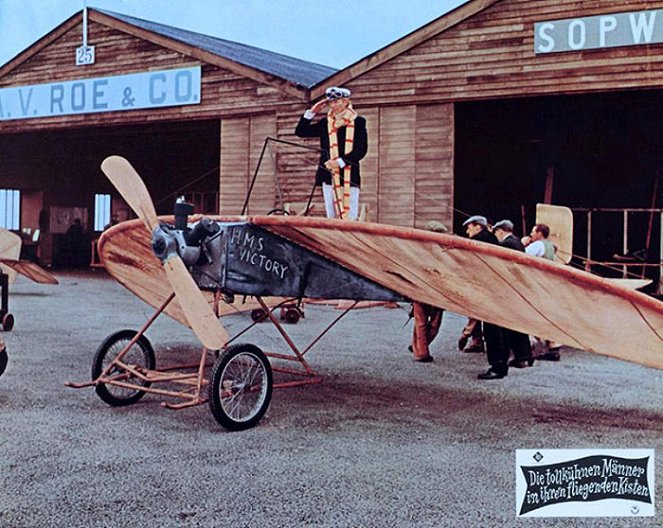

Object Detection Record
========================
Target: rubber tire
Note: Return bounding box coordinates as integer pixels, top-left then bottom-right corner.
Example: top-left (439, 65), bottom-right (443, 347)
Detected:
top-left (208, 344), bottom-right (272, 431)
top-left (0, 347), bottom-right (7, 377)
top-left (250, 308), bottom-right (267, 323)
top-left (283, 307), bottom-right (301, 324)
top-left (266, 208), bottom-right (290, 216)
top-left (92, 329), bottom-right (156, 407)
top-left (2, 313), bottom-right (14, 331)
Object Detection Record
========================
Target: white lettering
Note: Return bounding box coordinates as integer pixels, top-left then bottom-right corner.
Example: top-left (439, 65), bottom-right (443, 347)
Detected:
top-left (537, 22), bottom-right (555, 53)
top-left (568, 20), bottom-right (586, 50)
top-left (630, 11), bottom-right (657, 43)
top-left (599, 16), bottom-right (618, 47)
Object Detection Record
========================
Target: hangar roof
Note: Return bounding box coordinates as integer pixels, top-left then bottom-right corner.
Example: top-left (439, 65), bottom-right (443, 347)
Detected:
top-left (96, 9), bottom-right (337, 89)
top-left (0, 8), bottom-right (337, 93)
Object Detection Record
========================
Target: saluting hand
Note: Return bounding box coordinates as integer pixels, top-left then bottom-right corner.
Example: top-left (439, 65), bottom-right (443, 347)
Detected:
top-left (310, 99), bottom-right (329, 115)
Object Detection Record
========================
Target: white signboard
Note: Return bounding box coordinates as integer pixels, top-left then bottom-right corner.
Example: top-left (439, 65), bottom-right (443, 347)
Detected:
top-left (0, 66), bottom-right (201, 121)
top-left (535, 9), bottom-right (662, 54)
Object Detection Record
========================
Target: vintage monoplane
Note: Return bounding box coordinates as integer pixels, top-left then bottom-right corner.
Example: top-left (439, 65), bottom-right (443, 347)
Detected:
top-left (0, 227), bottom-right (59, 376)
top-left (0, 227), bottom-right (59, 331)
top-left (66, 156), bottom-right (663, 431)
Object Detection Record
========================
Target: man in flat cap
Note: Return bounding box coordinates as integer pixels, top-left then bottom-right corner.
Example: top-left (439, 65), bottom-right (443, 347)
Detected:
top-left (456, 215), bottom-right (493, 355)
top-left (493, 219), bottom-right (523, 251)
top-left (462, 215), bottom-right (511, 380)
top-left (295, 87), bottom-right (368, 220)
top-left (492, 219), bottom-right (534, 369)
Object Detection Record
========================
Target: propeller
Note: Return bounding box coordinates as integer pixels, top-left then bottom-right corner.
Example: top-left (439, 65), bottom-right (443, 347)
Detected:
top-left (101, 156), bottom-right (228, 350)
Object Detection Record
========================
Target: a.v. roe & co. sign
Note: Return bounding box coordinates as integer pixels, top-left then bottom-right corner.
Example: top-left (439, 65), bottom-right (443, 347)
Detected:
top-left (0, 66), bottom-right (201, 121)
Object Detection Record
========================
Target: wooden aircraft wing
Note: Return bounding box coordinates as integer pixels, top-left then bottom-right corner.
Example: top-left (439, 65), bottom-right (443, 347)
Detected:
top-left (99, 214), bottom-right (662, 369)
top-left (254, 215), bottom-right (663, 370)
top-left (0, 228), bottom-right (22, 284)
top-left (0, 259), bottom-right (58, 285)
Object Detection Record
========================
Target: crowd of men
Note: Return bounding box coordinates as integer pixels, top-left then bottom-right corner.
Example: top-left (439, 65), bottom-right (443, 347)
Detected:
top-left (410, 214), bottom-right (562, 380)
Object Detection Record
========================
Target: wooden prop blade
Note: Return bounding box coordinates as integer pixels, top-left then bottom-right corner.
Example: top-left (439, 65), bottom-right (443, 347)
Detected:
top-left (163, 258), bottom-right (228, 349)
top-left (101, 156), bottom-right (159, 232)
top-left (0, 259), bottom-right (58, 284)
top-left (101, 155), bottom-right (227, 350)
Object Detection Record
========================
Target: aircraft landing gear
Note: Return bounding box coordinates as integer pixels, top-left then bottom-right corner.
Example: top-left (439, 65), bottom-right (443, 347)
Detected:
top-left (208, 343), bottom-right (273, 431)
top-left (0, 273), bottom-right (14, 331)
top-left (0, 346), bottom-right (7, 377)
top-left (91, 329), bottom-right (156, 406)
top-left (1, 313), bottom-right (14, 331)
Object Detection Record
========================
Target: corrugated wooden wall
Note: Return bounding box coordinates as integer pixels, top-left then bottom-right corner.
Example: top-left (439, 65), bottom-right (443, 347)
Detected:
top-left (272, 104), bottom-right (452, 228)
top-left (219, 114), bottom-right (277, 215)
top-left (344, 0), bottom-right (663, 106)
top-left (415, 104), bottom-right (454, 230)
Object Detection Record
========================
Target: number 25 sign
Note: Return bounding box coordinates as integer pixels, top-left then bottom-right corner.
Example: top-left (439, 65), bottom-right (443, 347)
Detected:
top-left (76, 45), bottom-right (96, 66)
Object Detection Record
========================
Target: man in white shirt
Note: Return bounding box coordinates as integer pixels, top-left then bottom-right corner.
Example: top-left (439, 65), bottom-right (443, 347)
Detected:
top-left (523, 223), bottom-right (556, 260)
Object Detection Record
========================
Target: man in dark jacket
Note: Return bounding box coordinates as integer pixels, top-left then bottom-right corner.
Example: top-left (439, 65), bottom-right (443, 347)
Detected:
top-left (295, 87), bottom-right (368, 220)
top-left (463, 215), bottom-right (510, 380)
top-left (492, 219), bottom-right (534, 369)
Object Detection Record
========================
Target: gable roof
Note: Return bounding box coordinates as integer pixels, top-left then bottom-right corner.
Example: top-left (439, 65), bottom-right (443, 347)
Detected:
top-left (0, 8), bottom-right (337, 96)
top-left (310, 0), bottom-right (500, 99)
top-left (96, 9), bottom-right (336, 89)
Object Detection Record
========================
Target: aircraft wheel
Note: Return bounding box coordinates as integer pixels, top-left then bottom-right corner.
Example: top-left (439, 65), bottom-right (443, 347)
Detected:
top-left (0, 347), bottom-right (7, 377)
top-left (208, 343), bottom-right (272, 431)
top-left (266, 208), bottom-right (290, 216)
top-left (282, 306), bottom-right (301, 324)
top-left (91, 330), bottom-right (156, 407)
top-left (2, 313), bottom-right (14, 331)
top-left (250, 308), bottom-right (267, 323)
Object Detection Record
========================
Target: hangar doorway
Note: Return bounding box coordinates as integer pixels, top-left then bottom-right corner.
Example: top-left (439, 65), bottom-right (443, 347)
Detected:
top-left (455, 91), bottom-right (663, 289)
top-left (0, 119), bottom-right (220, 268)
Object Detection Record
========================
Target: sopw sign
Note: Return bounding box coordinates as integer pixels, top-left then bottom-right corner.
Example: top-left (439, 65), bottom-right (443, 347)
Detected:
top-left (535, 9), bottom-right (662, 54)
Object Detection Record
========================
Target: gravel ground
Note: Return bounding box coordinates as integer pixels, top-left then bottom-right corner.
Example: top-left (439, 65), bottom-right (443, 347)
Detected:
top-left (0, 270), bottom-right (661, 527)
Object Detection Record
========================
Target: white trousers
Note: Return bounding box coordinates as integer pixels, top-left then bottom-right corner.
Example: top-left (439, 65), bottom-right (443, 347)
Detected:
top-left (322, 183), bottom-right (360, 220)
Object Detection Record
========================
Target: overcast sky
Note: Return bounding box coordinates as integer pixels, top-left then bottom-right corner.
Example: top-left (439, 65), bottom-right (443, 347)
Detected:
top-left (0, 0), bottom-right (468, 69)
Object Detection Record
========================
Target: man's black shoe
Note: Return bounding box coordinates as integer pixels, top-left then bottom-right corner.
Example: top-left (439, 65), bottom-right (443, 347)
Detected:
top-left (464, 343), bottom-right (484, 353)
top-left (539, 349), bottom-right (560, 361)
top-left (509, 358), bottom-right (534, 368)
top-left (414, 355), bottom-right (434, 363)
top-left (477, 368), bottom-right (506, 380)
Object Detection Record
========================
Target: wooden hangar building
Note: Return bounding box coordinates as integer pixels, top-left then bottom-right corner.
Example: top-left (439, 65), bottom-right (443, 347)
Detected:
top-left (0, 0), bottom-right (661, 288)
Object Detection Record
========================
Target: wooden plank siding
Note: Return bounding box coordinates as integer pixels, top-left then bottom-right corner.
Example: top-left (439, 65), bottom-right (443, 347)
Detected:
top-left (338, 0), bottom-right (663, 107)
top-left (219, 118), bottom-right (249, 215)
top-left (378, 106), bottom-right (416, 226)
top-left (414, 104), bottom-right (454, 230)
